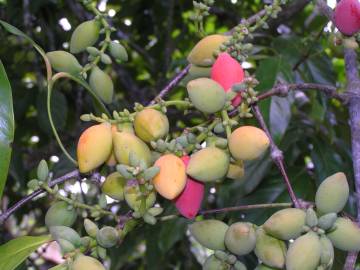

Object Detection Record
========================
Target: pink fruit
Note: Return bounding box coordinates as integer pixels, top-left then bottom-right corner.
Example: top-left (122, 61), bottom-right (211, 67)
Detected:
top-left (173, 156), bottom-right (205, 219)
top-left (334, 0), bottom-right (360, 35)
top-left (211, 52), bottom-right (245, 106)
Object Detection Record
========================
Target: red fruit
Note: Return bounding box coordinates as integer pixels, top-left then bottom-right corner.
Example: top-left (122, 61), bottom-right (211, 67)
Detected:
top-left (334, 0), bottom-right (360, 35)
top-left (173, 156), bottom-right (205, 219)
top-left (211, 52), bottom-right (245, 106)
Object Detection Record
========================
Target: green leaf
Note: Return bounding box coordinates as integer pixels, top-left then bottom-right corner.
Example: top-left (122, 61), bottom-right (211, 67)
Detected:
top-left (0, 235), bottom-right (51, 270)
top-left (0, 61), bottom-right (14, 199)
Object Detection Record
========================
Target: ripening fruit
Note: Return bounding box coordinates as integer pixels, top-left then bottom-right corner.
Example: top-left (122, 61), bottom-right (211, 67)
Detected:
top-left (89, 66), bottom-right (114, 104)
top-left (229, 126), bottom-right (270, 161)
top-left (334, 0), bottom-right (360, 36)
top-left (315, 172), bottom-right (349, 215)
top-left (124, 180), bottom-right (156, 211)
top-left (183, 65), bottom-right (212, 85)
top-left (77, 123), bottom-right (113, 173)
top-left (106, 151), bottom-right (117, 166)
top-left (285, 231), bottom-right (321, 270)
top-left (187, 147), bottom-right (230, 182)
top-left (327, 217), bottom-right (360, 251)
top-left (203, 255), bottom-right (230, 270)
top-left (211, 52), bottom-right (244, 106)
top-left (187, 78), bottom-right (226, 114)
top-left (109, 41), bottom-right (128, 62)
top-left (71, 255), bottom-right (105, 270)
top-left (134, 109), bottom-right (169, 142)
top-left (46, 51), bottom-right (82, 74)
top-left (189, 219), bottom-right (228, 250)
top-left (226, 161), bottom-right (245, 181)
top-left (187, 34), bottom-right (230, 66)
top-left (263, 208), bottom-right (306, 240)
top-left (113, 131), bottom-right (152, 167)
top-left (224, 222), bottom-right (256, 255)
top-left (254, 227), bottom-right (286, 269)
top-left (319, 236), bottom-right (334, 269)
top-left (45, 201), bottom-right (77, 228)
top-left (153, 154), bottom-right (187, 199)
top-left (101, 172), bottom-right (126, 201)
top-left (174, 156), bottom-right (204, 219)
top-left (70, 20), bottom-right (100, 53)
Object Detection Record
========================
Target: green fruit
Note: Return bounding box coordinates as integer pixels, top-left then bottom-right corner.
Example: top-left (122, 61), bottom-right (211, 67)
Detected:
top-left (305, 207), bottom-right (318, 227)
top-left (84, 219), bottom-right (99, 238)
top-left (45, 201), bottom-right (77, 228)
top-left (187, 78), bottom-right (226, 114)
top-left (50, 226), bottom-right (81, 247)
top-left (89, 66), bottom-right (114, 104)
top-left (187, 147), bottom-right (229, 182)
top-left (101, 172), bottom-right (126, 201)
top-left (124, 181), bottom-right (156, 212)
top-left (233, 261), bottom-right (247, 270)
top-left (319, 236), bottom-right (334, 269)
top-left (254, 264), bottom-right (280, 270)
top-left (263, 208), bottom-right (306, 240)
top-left (224, 222), bottom-right (256, 255)
top-left (327, 217), bottom-right (360, 251)
top-left (183, 65), bottom-right (212, 85)
top-left (109, 41), bottom-right (128, 62)
top-left (37, 159), bottom-right (49, 182)
top-left (317, 213), bottom-right (337, 231)
top-left (96, 226), bottom-right (119, 248)
top-left (71, 255), bottom-right (105, 270)
top-left (58, 238), bottom-right (76, 254)
top-left (46, 51), bottom-right (82, 74)
top-left (113, 131), bottom-right (152, 167)
top-left (315, 172), bottom-right (349, 215)
top-left (134, 109), bottom-right (169, 142)
top-left (254, 227), bottom-right (286, 269)
top-left (189, 219), bottom-right (228, 250)
top-left (203, 255), bottom-right (230, 270)
top-left (286, 231), bottom-right (321, 270)
top-left (70, 20), bottom-right (100, 53)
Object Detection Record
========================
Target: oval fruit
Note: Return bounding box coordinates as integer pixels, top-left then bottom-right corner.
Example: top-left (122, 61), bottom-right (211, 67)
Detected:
top-left (71, 255), bottom-right (105, 270)
top-left (188, 34), bottom-right (229, 66)
top-left (153, 154), bottom-right (187, 199)
top-left (77, 123), bottom-right (113, 173)
top-left (187, 78), bottom-right (226, 114)
top-left (315, 172), bottom-right (349, 215)
top-left (319, 236), bottom-right (334, 269)
top-left (203, 255), bottom-right (230, 270)
top-left (229, 126), bottom-right (270, 161)
top-left (46, 51), bottom-right (82, 74)
top-left (134, 109), bottom-right (169, 142)
top-left (183, 65), bottom-right (212, 85)
top-left (45, 201), bottom-right (77, 228)
top-left (254, 265), bottom-right (279, 270)
top-left (70, 20), bottom-right (100, 53)
top-left (124, 180), bottom-right (156, 211)
top-left (224, 222), bottom-right (256, 255)
top-left (334, 0), bottom-right (360, 36)
top-left (89, 66), bottom-right (114, 104)
top-left (96, 226), bottom-right (118, 248)
top-left (189, 219), bottom-right (228, 250)
top-left (101, 172), bottom-right (126, 201)
top-left (327, 217), bottom-right (360, 251)
top-left (109, 41), bottom-right (128, 62)
top-left (187, 147), bottom-right (230, 182)
top-left (263, 208), bottom-right (306, 240)
top-left (226, 161), bottom-right (245, 181)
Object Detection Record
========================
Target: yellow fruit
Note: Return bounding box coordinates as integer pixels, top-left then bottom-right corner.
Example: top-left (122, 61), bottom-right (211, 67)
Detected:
top-left (71, 255), bottom-right (105, 270)
top-left (286, 231), bottom-right (321, 270)
top-left (89, 66), bottom-right (114, 104)
top-left (113, 131), bottom-right (152, 167)
top-left (117, 122), bottom-right (134, 133)
top-left (229, 126), bottom-right (270, 161)
top-left (224, 222), bottom-right (256, 255)
top-left (327, 217), bottom-right (360, 251)
top-left (226, 161), bottom-right (245, 181)
top-left (46, 51), bottom-right (82, 74)
top-left (70, 20), bottom-right (100, 53)
top-left (187, 147), bottom-right (229, 182)
top-left (106, 151), bottom-right (117, 166)
top-left (315, 172), bottom-right (349, 215)
top-left (263, 208), bottom-right (306, 240)
top-left (153, 154), bottom-right (186, 199)
top-left (124, 181), bottom-right (156, 211)
top-left (134, 109), bottom-right (169, 142)
top-left (187, 78), bottom-right (226, 114)
top-left (101, 172), bottom-right (126, 201)
top-left (77, 123), bottom-right (113, 173)
top-left (187, 34), bottom-right (229, 66)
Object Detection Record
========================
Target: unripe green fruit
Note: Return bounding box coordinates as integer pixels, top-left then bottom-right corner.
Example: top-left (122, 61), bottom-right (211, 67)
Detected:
top-left (254, 227), bottom-right (286, 269)
top-left (286, 231), bottom-right (321, 270)
top-left (50, 226), bottom-right (81, 247)
top-left (134, 109), bottom-right (169, 142)
top-left (71, 255), bottom-right (105, 270)
top-left (263, 208), bottom-right (306, 240)
top-left (233, 261), bottom-right (247, 270)
top-left (224, 222), bottom-right (256, 255)
top-left (203, 255), bottom-right (230, 270)
top-left (254, 265), bottom-right (279, 270)
top-left (89, 66), bottom-right (114, 104)
top-left (315, 172), bottom-right (349, 215)
top-left (189, 219), bottom-right (228, 250)
top-left (113, 131), bottom-right (152, 167)
top-left (58, 238), bottom-right (76, 254)
top-left (101, 172), bottom-right (126, 201)
top-left (319, 236), bottom-right (334, 269)
top-left (84, 219), bottom-right (99, 238)
top-left (317, 213), bottom-right (337, 231)
top-left (46, 51), bottom-right (82, 74)
top-left (96, 226), bottom-right (119, 248)
top-left (70, 20), bottom-right (100, 53)
top-left (305, 207), bottom-right (318, 227)
top-left (109, 41), bottom-right (128, 62)
top-left (187, 147), bottom-right (230, 182)
top-left (183, 65), bottom-right (212, 85)
top-left (327, 217), bottom-right (360, 251)
top-left (37, 159), bottom-right (49, 182)
top-left (187, 78), bottom-right (226, 114)
top-left (45, 201), bottom-right (77, 228)
top-left (124, 181), bottom-right (156, 212)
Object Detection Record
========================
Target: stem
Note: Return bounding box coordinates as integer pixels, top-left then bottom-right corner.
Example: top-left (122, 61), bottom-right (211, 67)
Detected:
top-left (221, 110), bottom-right (232, 139)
